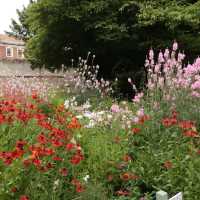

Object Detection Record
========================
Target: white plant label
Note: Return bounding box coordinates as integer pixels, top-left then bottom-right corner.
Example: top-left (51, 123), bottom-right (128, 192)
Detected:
top-left (169, 192), bottom-right (183, 200)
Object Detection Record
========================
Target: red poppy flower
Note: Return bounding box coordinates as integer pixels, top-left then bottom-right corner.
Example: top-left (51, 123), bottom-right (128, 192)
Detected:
top-left (115, 190), bottom-right (130, 196)
top-left (11, 187), bottom-right (18, 193)
top-left (170, 118), bottom-right (177, 125)
top-left (59, 168), bottom-right (68, 176)
top-left (37, 133), bottom-right (48, 145)
top-left (70, 154), bottom-right (83, 165)
top-left (76, 184), bottom-right (85, 193)
top-left (4, 158), bottom-right (13, 165)
top-left (44, 148), bottom-right (54, 156)
top-left (123, 154), bottom-right (132, 162)
top-left (120, 172), bottom-right (132, 181)
top-left (57, 104), bottom-right (65, 112)
top-left (71, 178), bottom-right (80, 186)
top-left (162, 118), bottom-right (172, 127)
top-left (56, 115), bottom-right (65, 124)
top-left (172, 110), bottom-right (178, 119)
top-left (38, 166), bottom-right (47, 172)
top-left (38, 121), bottom-right (52, 130)
top-left (34, 113), bottom-right (47, 121)
top-left (183, 130), bottom-right (198, 138)
top-left (52, 128), bottom-right (66, 139)
top-left (23, 159), bottom-right (31, 167)
top-left (26, 103), bottom-right (35, 110)
top-left (46, 162), bottom-right (53, 169)
top-left (66, 143), bottom-right (75, 151)
top-left (0, 114), bottom-right (5, 124)
top-left (16, 111), bottom-right (30, 123)
top-left (179, 121), bottom-right (195, 130)
top-left (20, 195), bottom-right (29, 200)
top-left (29, 149), bottom-right (40, 160)
top-left (53, 156), bottom-right (63, 161)
top-left (6, 115), bottom-right (14, 124)
top-left (51, 139), bottom-right (63, 148)
top-left (67, 117), bottom-right (81, 129)
top-left (32, 92), bottom-right (38, 99)
top-left (12, 149), bottom-right (24, 159)
top-left (32, 158), bottom-right (41, 167)
top-left (16, 140), bottom-right (27, 150)
top-left (132, 127), bottom-right (141, 134)
top-left (163, 160), bottom-right (173, 169)
top-left (139, 115), bottom-right (150, 124)
top-left (107, 174), bottom-right (113, 182)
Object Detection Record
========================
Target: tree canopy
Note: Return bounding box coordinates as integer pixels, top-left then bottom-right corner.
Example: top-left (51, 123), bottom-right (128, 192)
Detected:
top-left (9, 0), bottom-right (200, 86)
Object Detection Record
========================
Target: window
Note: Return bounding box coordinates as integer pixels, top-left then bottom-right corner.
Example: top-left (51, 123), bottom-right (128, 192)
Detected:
top-left (17, 48), bottom-right (24, 58)
top-left (6, 47), bottom-right (13, 57)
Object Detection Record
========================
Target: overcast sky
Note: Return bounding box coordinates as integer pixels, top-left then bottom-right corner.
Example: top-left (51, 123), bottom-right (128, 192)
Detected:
top-left (0, 0), bottom-right (30, 33)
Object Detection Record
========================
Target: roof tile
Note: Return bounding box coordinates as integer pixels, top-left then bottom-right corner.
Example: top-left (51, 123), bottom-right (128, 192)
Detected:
top-left (0, 34), bottom-right (24, 45)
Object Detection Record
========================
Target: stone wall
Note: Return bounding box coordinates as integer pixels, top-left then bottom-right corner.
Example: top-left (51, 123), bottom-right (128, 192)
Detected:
top-left (0, 61), bottom-right (61, 76)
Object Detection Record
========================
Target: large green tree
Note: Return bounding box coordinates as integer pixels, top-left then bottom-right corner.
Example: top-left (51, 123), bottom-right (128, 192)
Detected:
top-left (9, 0), bottom-right (200, 93)
top-left (22, 0), bottom-right (142, 73)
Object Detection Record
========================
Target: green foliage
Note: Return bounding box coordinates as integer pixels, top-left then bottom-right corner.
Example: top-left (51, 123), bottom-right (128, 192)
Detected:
top-left (6, 0), bottom-right (34, 41)
top-left (1, 81), bottom-right (200, 199)
top-left (76, 127), bottom-right (128, 180)
top-left (8, 0), bottom-right (200, 97)
top-left (76, 182), bottom-right (108, 200)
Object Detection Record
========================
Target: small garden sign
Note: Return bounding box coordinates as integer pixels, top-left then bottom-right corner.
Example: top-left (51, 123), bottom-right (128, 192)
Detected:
top-left (169, 192), bottom-right (183, 200)
top-left (156, 191), bottom-right (183, 200)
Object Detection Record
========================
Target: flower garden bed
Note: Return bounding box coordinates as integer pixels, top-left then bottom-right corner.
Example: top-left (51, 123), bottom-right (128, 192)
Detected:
top-left (0, 42), bottom-right (200, 199)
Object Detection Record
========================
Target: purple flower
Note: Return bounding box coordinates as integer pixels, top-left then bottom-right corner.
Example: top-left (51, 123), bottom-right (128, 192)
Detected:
top-left (172, 41), bottom-right (178, 51)
top-left (111, 104), bottom-right (120, 113)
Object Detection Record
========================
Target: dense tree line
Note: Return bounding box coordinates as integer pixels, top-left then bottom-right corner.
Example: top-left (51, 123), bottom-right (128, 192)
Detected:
top-left (8, 0), bottom-right (200, 94)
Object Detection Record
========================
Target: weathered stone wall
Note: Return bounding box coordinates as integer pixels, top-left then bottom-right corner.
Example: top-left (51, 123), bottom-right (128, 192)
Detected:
top-left (0, 61), bottom-right (60, 76)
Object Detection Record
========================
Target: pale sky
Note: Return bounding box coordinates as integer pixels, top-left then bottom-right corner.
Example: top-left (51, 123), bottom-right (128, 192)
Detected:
top-left (0, 0), bottom-right (30, 33)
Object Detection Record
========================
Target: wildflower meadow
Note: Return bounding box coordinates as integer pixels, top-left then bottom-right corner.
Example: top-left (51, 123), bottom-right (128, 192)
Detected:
top-left (0, 42), bottom-right (200, 200)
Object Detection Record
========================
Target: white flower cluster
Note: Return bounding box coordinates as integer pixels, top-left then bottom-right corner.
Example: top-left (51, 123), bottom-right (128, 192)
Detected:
top-left (64, 97), bottom-right (146, 130)
top-left (71, 53), bottom-right (114, 97)
top-left (0, 76), bottom-right (62, 100)
top-left (64, 97), bottom-right (78, 109)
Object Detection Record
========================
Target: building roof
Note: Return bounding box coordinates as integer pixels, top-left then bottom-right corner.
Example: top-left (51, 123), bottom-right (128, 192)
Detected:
top-left (0, 34), bottom-right (25, 46)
